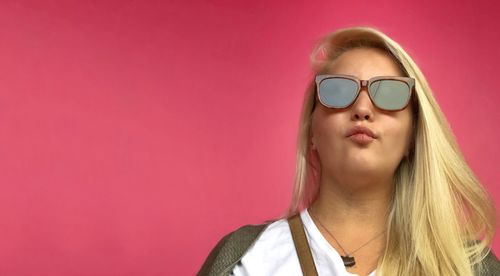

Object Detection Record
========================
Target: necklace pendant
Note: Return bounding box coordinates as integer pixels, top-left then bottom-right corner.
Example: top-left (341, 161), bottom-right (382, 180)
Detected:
top-left (341, 255), bottom-right (356, 267)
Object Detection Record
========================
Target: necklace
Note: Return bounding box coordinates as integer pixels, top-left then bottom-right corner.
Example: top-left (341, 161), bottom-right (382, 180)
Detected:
top-left (308, 206), bottom-right (386, 268)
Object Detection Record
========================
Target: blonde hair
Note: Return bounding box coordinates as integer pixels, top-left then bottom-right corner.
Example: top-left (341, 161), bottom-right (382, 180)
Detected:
top-left (284, 26), bottom-right (497, 275)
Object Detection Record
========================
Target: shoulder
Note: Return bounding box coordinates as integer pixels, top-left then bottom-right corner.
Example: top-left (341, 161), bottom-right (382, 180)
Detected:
top-left (475, 249), bottom-right (500, 275)
top-left (197, 219), bottom-right (280, 276)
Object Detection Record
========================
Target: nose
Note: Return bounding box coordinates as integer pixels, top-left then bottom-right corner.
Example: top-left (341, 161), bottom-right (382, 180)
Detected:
top-left (350, 88), bottom-right (374, 121)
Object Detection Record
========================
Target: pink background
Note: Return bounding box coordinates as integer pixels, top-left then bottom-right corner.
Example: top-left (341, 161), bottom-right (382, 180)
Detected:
top-left (0, 1), bottom-right (498, 275)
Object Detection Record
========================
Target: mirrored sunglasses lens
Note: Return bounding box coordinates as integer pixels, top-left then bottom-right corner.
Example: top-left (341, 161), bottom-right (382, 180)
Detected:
top-left (319, 78), bottom-right (358, 108)
top-left (369, 80), bottom-right (410, 110)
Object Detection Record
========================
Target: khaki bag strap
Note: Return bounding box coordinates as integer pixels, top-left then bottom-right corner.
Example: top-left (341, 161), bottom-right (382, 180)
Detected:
top-left (288, 214), bottom-right (319, 276)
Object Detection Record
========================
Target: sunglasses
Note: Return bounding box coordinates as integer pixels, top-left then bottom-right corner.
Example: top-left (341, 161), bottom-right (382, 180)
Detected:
top-left (315, 74), bottom-right (415, 111)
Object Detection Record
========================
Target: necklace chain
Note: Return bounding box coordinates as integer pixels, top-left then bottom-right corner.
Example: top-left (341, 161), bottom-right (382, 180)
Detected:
top-left (308, 206), bottom-right (386, 257)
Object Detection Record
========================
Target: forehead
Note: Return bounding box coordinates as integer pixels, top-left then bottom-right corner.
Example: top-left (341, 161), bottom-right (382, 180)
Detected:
top-left (327, 47), bottom-right (404, 79)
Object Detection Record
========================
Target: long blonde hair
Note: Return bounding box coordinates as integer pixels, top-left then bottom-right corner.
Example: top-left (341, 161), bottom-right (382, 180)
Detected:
top-left (284, 26), bottom-right (497, 275)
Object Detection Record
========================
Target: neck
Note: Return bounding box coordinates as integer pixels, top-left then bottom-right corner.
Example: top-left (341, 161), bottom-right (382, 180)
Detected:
top-left (310, 175), bottom-right (394, 232)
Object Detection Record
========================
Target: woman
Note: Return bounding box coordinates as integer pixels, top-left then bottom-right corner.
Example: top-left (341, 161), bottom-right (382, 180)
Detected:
top-left (198, 26), bottom-right (499, 276)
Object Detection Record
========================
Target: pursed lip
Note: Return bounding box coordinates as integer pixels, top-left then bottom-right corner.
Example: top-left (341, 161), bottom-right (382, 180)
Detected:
top-left (345, 125), bottom-right (378, 139)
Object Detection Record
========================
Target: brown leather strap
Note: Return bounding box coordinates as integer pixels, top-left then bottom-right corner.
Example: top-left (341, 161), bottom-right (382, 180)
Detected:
top-left (288, 214), bottom-right (319, 276)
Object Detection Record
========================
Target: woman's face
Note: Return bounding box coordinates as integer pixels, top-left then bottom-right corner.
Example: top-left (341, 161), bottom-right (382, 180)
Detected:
top-left (311, 47), bottom-right (414, 185)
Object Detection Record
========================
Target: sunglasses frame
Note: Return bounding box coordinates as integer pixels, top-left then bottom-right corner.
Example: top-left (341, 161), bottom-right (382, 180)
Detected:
top-left (315, 74), bottom-right (415, 111)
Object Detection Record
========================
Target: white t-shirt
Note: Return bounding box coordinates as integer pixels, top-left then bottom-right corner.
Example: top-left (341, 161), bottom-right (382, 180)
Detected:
top-left (231, 208), bottom-right (377, 276)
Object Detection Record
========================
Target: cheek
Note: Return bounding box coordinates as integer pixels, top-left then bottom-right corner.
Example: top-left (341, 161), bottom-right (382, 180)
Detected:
top-left (311, 110), bottom-right (345, 147)
top-left (382, 114), bottom-right (413, 153)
